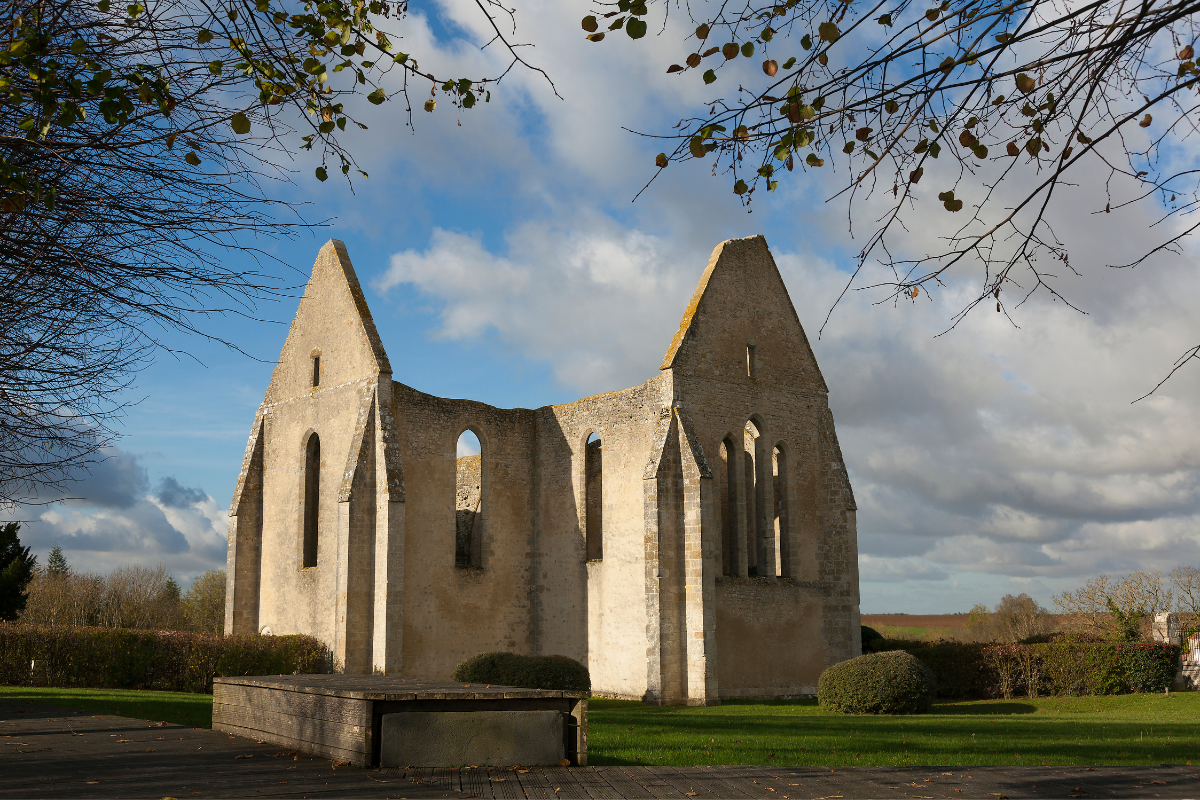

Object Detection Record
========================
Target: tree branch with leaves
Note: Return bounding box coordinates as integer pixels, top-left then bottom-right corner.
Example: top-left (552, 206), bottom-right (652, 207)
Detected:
top-left (585, 0), bottom-right (1200, 379)
top-left (0, 0), bottom-right (552, 506)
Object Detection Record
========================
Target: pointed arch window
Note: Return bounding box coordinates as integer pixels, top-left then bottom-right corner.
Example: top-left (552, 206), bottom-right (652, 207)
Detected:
top-left (720, 435), bottom-right (740, 576)
top-left (303, 433), bottom-right (320, 568)
top-left (745, 418), bottom-right (776, 577)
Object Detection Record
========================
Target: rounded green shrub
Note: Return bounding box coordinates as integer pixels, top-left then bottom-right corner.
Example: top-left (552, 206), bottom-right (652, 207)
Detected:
top-left (818, 650), bottom-right (936, 714)
top-left (452, 651), bottom-right (591, 693)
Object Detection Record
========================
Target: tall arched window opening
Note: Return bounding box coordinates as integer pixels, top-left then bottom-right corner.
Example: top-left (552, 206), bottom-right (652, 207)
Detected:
top-left (743, 424), bottom-right (758, 576)
top-left (720, 436), bottom-right (742, 576)
top-left (774, 445), bottom-right (789, 577)
top-left (585, 432), bottom-right (603, 561)
top-left (302, 433), bottom-right (320, 568)
top-left (745, 419), bottom-right (775, 577)
top-left (455, 429), bottom-right (483, 567)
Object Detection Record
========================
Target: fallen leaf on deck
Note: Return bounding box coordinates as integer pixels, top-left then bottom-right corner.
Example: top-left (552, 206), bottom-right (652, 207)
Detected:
top-left (144, 748), bottom-right (155, 753)
top-left (559, 758), bottom-right (571, 767)
top-left (235, 754), bottom-right (253, 759)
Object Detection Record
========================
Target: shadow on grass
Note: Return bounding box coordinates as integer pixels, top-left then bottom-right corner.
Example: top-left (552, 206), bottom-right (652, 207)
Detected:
top-left (933, 702), bottom-right (1037, 715)
top-left (0, 687), bottom-right (212, 729)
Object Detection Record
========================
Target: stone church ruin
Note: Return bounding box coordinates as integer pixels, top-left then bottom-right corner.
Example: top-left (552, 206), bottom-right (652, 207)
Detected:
top-left (224, 235), bottom-right (861, 704)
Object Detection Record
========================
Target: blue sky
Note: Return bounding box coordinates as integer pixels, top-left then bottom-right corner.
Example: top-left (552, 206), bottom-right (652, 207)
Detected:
top-left (10, 0), bottom-right (1200, 613)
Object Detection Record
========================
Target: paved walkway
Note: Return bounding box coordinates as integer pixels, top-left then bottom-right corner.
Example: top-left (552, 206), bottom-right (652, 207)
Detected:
top-left (1, 700), bottom-right (1195, 798)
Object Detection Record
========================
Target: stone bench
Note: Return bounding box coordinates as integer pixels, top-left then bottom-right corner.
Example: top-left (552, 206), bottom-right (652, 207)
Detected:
top-left (213, 675), bottom-right (587, 767)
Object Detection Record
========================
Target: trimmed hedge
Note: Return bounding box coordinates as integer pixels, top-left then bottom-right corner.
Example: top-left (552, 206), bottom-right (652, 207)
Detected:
top-left (860, 625), bottom-right (884, 653)
top-left (0, 623), bottom-right (329, 693)
top-left (453, 651), bottom-right (591, 693)
top-left (874, 639), bottom-right (1180, 699)
top-left (818, 650), bottom-right (937, 714)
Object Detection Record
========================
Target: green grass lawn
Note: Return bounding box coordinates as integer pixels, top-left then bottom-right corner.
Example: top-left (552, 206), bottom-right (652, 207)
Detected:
top-left (4, 686), bottom-right (1197, 768)
top-left (872, 625), bottom-right (958, 641)
top-left (0, 686), bottom-right (213, 728)
top-left (587, 693), bottom-right (1200, 767)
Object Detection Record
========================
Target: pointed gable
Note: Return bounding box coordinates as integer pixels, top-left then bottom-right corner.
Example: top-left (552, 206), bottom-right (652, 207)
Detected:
top-left (265, 239), bottom-right (391, 403)
top-left (660, 235), bottom-right (826, 393)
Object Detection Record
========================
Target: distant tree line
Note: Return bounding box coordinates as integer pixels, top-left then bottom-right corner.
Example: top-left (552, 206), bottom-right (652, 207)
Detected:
top-left (1053, 567), bottom-right (1199, 641)
top-left (0, 522), bottom-right (226, 633)
top-left (951, 567), bottom-right (1198, 645)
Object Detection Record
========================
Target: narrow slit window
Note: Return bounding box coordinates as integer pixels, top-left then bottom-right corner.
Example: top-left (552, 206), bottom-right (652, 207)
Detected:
top-left (455, 429), bottom-right (483, 567)
top-left (746, 341), bottom-right (757, 378)
top-left (585, 432), bottom-right (603, 561)
top-left (774, 444), bottom-right (790, 578)
top-left (303, 433), bottom-right (320, 568)
top-left (312, 355), bottom-right (320, 387)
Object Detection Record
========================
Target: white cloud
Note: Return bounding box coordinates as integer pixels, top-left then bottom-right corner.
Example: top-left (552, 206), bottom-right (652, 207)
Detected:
top-left (375, 216), bottom-right (702, 392)
top-left (6, 449), bottom-right (229, 587)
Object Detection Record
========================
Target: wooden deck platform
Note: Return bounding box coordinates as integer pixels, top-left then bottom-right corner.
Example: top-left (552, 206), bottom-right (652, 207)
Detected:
top-left (212, 675), bottom-right (588, 768)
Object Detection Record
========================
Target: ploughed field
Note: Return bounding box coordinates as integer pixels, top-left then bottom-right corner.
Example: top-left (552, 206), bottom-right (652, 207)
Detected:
top-left (860, 613), bottom-right (1069, 641)
top-left (2, 686), bottom-right (1196, 768)
top-left (861, 613), bottom-right (969, 640)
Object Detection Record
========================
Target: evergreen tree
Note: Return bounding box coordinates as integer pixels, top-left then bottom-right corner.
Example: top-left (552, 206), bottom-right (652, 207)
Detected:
top-left (0, 522), bottom-right (37, 620)
top-left (45, 544), bottom-right (69, 577)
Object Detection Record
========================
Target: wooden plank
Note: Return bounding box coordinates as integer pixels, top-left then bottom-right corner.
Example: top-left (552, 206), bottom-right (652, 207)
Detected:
top-left (433, 766), bottom-right (462, 794)
top-left (212, 703), bottom-right (369, 755)
top-left (213, 721), bottom-right (367, 766)
top-left (592, 766), bottom-right (656, 799)
top-left (658, 765), bottom-right (743, 799)
top-left (513, 767), bottom-right (557, 799)
top-left (696, 766), bottom-right (768, 798)
top-left (212, 700), bottom-right (369, 743)
top-left (215, 683), bottom-right (372, 726)
top-left (461, 766), bottom-right (490, 799)
top-left (487, 768), bottom-right (521, 799)
top-left (543, 767), bottom-right (608, 800)
top-left (212, 720), bottom-right (364, 764)
top-left (535, 767), bottom-right (585, 799)
top-left (214, 675), bottom-right (587, 703)
top-left (621, 766), bottom-right (692, 799)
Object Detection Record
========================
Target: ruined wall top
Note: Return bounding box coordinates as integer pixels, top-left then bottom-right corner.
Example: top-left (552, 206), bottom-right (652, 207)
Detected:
top-left (660, 235), bottom-right (827, 394)
top-left (264, 239), bottom-right (392, 405)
